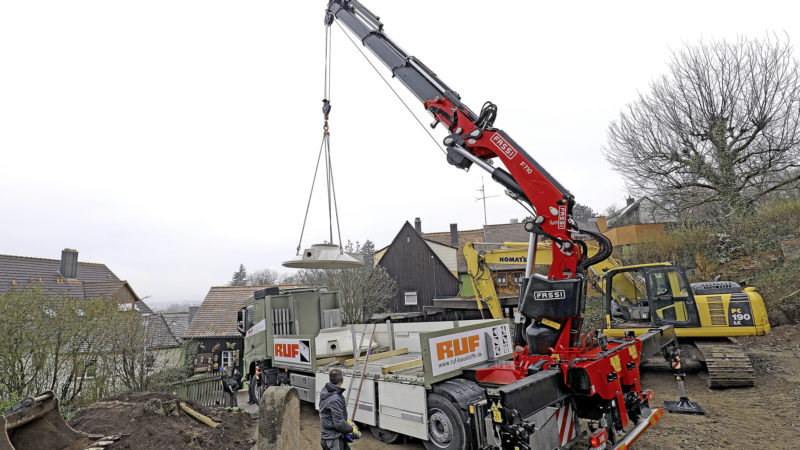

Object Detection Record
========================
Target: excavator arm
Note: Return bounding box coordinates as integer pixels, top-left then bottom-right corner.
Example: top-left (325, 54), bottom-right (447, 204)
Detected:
top-left (465, 241), bottom-right (617, 319)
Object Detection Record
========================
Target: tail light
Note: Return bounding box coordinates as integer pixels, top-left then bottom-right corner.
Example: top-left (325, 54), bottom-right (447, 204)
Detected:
top-left (590, 428), bottom-right (608, 448)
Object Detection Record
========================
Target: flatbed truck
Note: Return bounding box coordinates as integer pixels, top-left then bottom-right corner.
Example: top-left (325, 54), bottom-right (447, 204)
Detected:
top-left (238, 287), bottom-right (674, 450)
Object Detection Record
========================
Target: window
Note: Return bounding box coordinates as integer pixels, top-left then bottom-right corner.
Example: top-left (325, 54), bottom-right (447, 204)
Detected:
top-left (221, 351), bottom-right (234, 369)
top-left (146, 354), bottom-right (156, 369)
top-left (513, 273), bottom-right (522, 284)
top-left (404, 291), bottom-right (418, 305)
top-left (497, 274), bottom-right (507, 284)
top-left (245, 305), bottom-right (255, 331)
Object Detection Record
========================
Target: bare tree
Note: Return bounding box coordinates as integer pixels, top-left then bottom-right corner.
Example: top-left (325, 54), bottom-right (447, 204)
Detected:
top-left (604, 35), bottom-right (800, 216)
top-left (293, 240), bottom-right (396, 324)
top-left (247, 268), bottom-right (284, 286)
top-left (0, 285), bottom-right (185, 407)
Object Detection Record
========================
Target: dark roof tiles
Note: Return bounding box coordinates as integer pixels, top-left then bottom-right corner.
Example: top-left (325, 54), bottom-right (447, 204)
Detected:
top-left (162, 312), bottom-right (190, 342)
top-left (0, 254), bottom-right (120, 298)
top-left (184, 286), bottom-right (279, 339)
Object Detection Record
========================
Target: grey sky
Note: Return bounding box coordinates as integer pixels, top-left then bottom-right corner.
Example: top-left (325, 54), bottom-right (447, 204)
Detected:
top-left (2, 1), bottom-right (798, 303)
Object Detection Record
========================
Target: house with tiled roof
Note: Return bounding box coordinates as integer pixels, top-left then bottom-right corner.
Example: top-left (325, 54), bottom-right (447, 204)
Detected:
top-left (183, 285), bottom-right (295, 373)
top-left (373, 220), bottom-right (460, 318)
top-left (0, 248), bottom-right (147, 310)
top-left (162, 312), bottom-right (190, 343)
top-left (423, 220), bottom-right (537, 299)
top-left (0, 248), bottom-right (182, 384)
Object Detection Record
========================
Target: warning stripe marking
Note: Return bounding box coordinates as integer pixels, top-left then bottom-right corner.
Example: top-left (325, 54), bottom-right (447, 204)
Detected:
top-left (555, 404), bottom-right (576, 446)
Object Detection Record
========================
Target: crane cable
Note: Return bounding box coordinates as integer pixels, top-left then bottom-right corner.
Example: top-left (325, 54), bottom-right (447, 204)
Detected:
top-left (334, 21), bottom-right (446, 156)
top-left (296, 24), bottom-right (345, 255)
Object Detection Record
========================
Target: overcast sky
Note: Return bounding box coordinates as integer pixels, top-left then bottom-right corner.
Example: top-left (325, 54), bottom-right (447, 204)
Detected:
top-left (2, 1), bottom-right (798, 304)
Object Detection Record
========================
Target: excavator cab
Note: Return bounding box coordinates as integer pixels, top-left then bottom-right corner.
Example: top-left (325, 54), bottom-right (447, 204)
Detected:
top-left (605, 265), bottom-right (700, 329)
top-left (643, 267), bottom-right (701, 327)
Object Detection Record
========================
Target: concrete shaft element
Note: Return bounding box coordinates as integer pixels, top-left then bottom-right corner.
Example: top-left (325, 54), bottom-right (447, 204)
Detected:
top-left (258, 386), bottom-right (300, 450)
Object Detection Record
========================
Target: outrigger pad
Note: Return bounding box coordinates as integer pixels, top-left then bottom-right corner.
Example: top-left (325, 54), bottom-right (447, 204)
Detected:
top-left (664, 399), bottom-right (705, 415)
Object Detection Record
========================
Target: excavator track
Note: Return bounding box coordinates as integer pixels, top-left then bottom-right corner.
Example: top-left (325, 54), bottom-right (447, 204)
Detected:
top-left (692, 338), bottom-right (755, 388)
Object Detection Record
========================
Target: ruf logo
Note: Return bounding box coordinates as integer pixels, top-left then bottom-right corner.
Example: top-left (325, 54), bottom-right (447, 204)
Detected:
top-left (490, 134), bottom-right (518, 160)
top-left (436, 335), bottom-right (480, 360)
top-left (275, 343), bottom-right (299, 359)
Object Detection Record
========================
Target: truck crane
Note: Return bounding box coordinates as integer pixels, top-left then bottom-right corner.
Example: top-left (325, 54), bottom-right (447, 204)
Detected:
top-left (240, 2), bottom-right (677, 449)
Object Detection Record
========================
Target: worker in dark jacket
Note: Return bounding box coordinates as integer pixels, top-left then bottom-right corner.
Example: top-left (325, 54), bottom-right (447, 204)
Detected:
top-left (231, 368), bottom-right (243, 407)
top-left (319, 369), bottom-right (358, 450)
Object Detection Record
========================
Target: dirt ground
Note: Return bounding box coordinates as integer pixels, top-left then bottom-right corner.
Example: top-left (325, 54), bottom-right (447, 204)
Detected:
top-left (66, 326), bottom-right (799, 450)
top-left (297, 325), bottom-right (800, 450)
top-left (69, 391), bottom-right (256, 450)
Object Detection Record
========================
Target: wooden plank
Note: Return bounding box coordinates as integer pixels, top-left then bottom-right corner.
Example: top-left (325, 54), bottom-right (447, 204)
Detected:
top-left (344, 348), bottom-right (408, 367)
top-left (180, 402), bottom-right (219, 428)
top-left (317, 347), bottom-right (390, 366)
top-left (317, 355), bottom-right (357, 366)
top-left (381, 358), bottom-right (423, 374)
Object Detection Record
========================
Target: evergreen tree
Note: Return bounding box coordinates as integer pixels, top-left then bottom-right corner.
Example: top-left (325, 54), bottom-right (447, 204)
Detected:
top-left (228, 264), bottom-right (248, 286)
top-left (360, 239), bottom-right (376, 267)
top-left (572, 203), bottom-right (597, 222)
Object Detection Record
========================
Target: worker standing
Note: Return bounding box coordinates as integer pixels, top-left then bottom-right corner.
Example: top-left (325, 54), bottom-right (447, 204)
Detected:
top-left (319, 369), bottom-right (359, 450)
top-left (231, 368), bottom-right (242, 407)
top-left (222, 367), bottom-right (242, 408)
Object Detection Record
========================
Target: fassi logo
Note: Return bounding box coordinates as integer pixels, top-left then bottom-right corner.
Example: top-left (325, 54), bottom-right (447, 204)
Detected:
top-left (490, 134), bottom-right (518, 160)
top-left (275, 343), bottom-right (299, 359)
top-left (436, 335), bottom-right (480, 360)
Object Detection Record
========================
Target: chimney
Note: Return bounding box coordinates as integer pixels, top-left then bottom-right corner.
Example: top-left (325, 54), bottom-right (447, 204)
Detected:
top-left (188, 306), bottom-right (200, 325)
top-left (450, 223), bottom-right (458, 246)
top-left (60, 248), bottom-right (78, 279)
top-left (510, 218), bottom-right (518, 224)
top-left (414, 217), bottom-right (422, 234)
top-left (626, 197), bottom-right (635, 206)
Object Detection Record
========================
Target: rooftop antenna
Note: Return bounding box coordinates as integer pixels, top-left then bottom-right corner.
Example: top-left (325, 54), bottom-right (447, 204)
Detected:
top-left (476, 175), bottom-right (499, 240)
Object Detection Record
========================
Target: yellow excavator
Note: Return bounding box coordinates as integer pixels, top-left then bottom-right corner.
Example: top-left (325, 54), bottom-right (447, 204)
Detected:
top-left (464, 241), bottom-right (771, 387)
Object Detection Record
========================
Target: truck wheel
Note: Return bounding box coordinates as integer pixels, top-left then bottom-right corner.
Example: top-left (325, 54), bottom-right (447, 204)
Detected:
top-left (423, 394), bottom-right (466, 450)
top-left (370, 425), bottom-right (401, 443)
top-left (251, 375), bottom-right (263, 405)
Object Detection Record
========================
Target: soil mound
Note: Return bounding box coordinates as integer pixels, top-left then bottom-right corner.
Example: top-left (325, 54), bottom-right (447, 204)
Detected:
top-left (69, 392), bottom-right (255, 450)
top-left (741, 324), bottom-right (800, 350)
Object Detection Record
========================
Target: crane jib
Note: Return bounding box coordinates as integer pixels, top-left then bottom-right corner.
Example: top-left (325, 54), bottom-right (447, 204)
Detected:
top-left (327, 0), bottom-right (571, 199)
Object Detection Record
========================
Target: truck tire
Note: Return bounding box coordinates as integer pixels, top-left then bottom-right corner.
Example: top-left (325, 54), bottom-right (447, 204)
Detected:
top-left (370, 425), bottom-right (401, 443)
top-left (423, 394), bottom-right (467, 450)
top-left (251, 374), bottom-right (264, 405)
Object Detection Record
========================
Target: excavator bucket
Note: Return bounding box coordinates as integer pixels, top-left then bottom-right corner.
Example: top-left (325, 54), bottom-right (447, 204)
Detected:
top-left (1, 391), bottom-right (110, 450)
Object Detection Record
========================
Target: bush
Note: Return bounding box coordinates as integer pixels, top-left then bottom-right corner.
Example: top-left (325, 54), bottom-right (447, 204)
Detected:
top-left (619, 197), bottom-right (800, 268)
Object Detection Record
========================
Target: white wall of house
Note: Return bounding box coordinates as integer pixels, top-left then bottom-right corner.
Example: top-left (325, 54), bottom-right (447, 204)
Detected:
top-left (424, 241), bottom-right (458, 275)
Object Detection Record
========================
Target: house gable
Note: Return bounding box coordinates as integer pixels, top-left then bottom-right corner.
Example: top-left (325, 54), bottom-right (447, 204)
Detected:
top-left (378, 221), bottom-right (459, 313)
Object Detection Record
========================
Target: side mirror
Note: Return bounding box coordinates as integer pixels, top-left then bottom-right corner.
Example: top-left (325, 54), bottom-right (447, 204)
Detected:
top-left (236, 309), bottom-right (246, 335)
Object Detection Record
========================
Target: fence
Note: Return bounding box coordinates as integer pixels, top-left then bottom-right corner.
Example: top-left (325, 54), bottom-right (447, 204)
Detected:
top-left (174, 372), bottom-right (225, 407)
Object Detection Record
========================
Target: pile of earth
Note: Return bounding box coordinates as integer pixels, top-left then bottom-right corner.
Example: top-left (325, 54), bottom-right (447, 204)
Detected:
top-left (69, 392), bottom-right (255, 450)
top-left (740, 324), bottom-right (800, 350)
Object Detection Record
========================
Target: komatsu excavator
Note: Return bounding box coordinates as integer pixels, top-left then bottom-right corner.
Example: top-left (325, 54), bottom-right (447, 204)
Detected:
top-left (463, 240), bottom-right (770, 387)
top-left (596, 263), bottom-right (769, 388)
